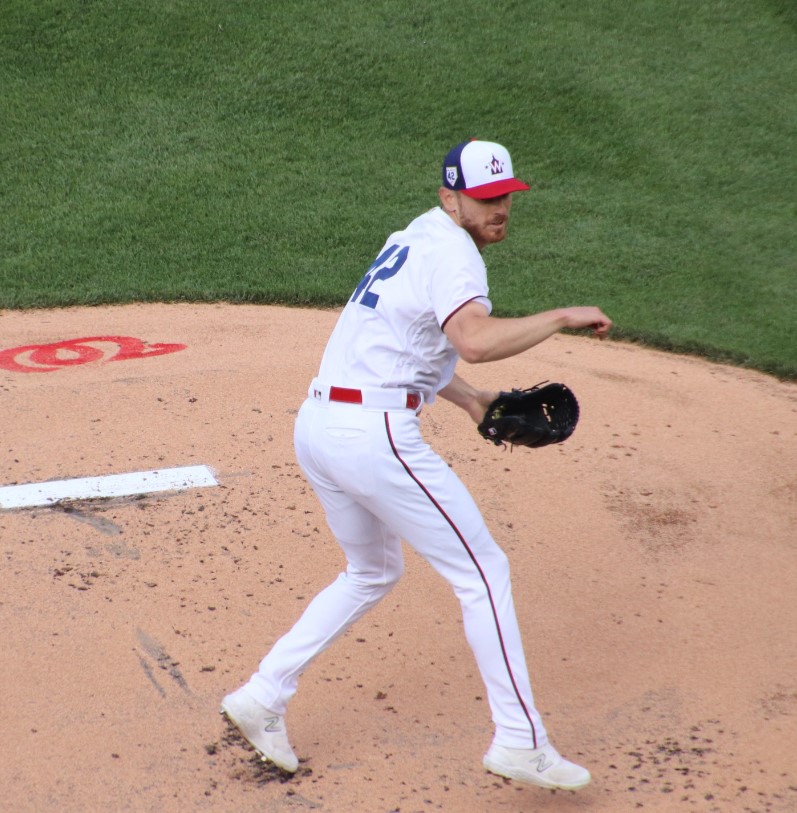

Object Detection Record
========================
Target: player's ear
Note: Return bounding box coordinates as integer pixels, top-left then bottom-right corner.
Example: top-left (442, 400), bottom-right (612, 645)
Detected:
top-left (438, 187), bottom-right (459, 218)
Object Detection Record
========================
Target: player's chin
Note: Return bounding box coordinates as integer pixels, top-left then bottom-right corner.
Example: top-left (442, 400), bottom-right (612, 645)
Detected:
top-left (483, 224), bottom-right (508, 244)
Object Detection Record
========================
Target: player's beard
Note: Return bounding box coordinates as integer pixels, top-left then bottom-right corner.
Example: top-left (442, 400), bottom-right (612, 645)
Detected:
top-left (462, 215), bottom-right (509, 250)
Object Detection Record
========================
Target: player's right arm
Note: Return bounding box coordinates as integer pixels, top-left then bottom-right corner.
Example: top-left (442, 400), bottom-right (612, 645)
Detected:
top-left (443, 300), bottom-right (612, 364)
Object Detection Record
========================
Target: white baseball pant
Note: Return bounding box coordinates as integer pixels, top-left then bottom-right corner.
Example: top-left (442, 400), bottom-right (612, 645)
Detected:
top-left (245, 391), bottom-right (548, 749)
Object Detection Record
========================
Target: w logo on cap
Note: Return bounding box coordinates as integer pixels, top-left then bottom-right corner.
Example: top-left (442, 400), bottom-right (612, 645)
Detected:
top-left (489, 155), bottom-right (505, 176)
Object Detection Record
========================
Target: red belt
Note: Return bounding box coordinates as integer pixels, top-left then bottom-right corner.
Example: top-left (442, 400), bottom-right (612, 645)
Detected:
top-left (328, 386), bottom-right (421, 410)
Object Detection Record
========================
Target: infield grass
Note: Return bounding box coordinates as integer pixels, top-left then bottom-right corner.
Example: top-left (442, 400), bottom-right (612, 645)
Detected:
top-left (1, 0), bottom-right (795, 377)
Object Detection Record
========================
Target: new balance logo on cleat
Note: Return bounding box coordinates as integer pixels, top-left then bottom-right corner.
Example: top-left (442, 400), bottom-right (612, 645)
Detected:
top-left (530, 753), bottom-right (555, 773)
top-left (263, 716), bottom-right (280, 732)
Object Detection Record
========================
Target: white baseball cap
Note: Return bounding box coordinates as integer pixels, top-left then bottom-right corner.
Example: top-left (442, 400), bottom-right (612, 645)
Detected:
top-left (441, 140), bottom-right (530, 199)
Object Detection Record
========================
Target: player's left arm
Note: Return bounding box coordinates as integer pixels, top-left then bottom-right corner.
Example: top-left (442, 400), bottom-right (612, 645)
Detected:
top-left (437, 373), bottom-right (499, 424)
top-left (444, 300), bottom-right (612, 364)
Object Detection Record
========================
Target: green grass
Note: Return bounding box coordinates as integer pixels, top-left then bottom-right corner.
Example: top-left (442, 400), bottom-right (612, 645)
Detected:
top-left (1, 0), bottom-right (795, 377)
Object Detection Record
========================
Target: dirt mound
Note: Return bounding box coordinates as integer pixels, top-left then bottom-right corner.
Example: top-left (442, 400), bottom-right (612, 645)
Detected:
top-left (1, 303), bottom-right (795, 812)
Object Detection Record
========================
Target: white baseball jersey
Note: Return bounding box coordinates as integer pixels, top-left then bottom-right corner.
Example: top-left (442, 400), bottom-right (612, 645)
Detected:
top-left (316, 207), bottom-right (492, 402)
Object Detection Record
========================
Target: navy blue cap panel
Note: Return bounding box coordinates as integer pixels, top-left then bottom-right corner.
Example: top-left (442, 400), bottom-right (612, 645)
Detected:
top-left (441, 141), bottom-right (470, 190)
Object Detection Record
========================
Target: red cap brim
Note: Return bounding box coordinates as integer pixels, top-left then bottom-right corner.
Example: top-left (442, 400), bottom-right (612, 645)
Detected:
top-left (462, 177), bottom-right (531, 199)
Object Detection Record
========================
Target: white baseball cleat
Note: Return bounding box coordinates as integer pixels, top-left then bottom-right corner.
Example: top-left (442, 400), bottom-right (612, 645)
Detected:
top-left (220, 687), bottom-right (299, 773)
top-left (483, 742), bottom-right (591, 790)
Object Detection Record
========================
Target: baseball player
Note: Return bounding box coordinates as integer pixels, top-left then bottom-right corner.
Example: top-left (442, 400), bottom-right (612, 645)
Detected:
top-left (222, 140), bottom-right (612, 790)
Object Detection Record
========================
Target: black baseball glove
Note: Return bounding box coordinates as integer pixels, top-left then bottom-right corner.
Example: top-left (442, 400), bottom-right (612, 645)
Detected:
top-left (477, 382), bottom-right (580, 448)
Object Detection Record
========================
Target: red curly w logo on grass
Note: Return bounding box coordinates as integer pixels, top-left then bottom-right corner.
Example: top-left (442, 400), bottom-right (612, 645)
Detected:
top-left (0, 336), bottom-right (186, 373)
